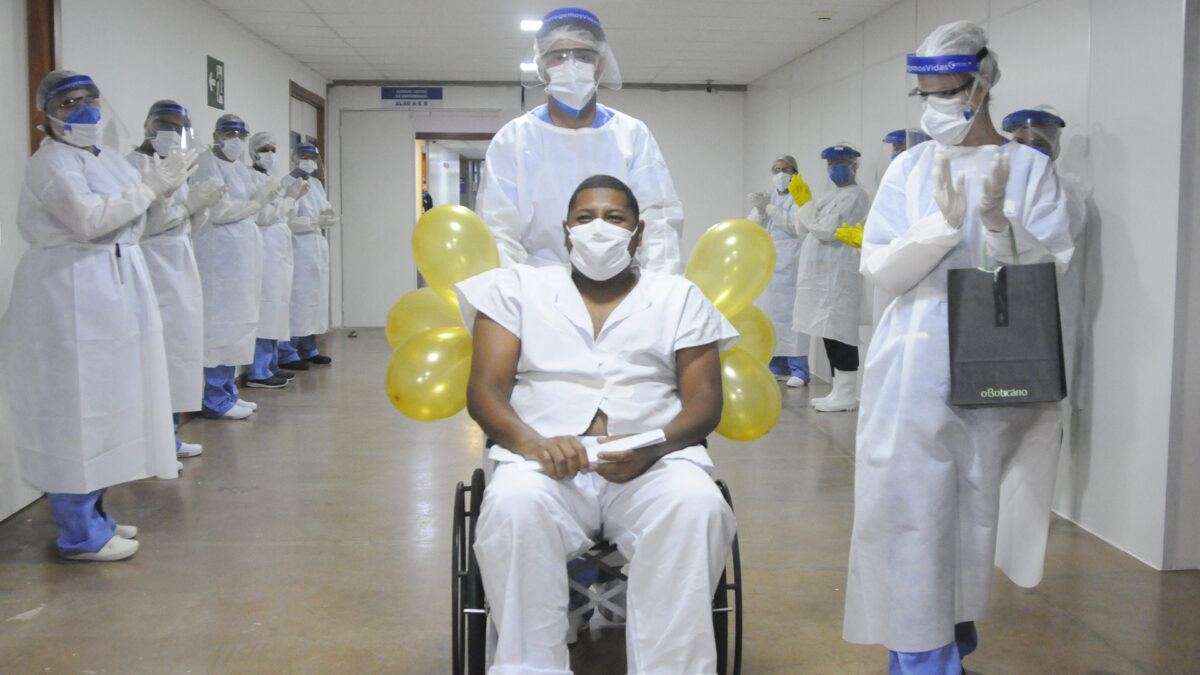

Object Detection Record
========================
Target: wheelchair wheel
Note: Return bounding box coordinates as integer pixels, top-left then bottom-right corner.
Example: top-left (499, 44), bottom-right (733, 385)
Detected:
top-left (452, 469), bottom-right (488, 675)
top-left (713, 479), bottom-right (743, 675)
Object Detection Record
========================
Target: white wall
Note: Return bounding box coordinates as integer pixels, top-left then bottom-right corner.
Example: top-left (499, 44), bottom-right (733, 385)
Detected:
top-left (326, 84), bottom-right (745, 328)
top-left (743, 0), bottom-right (1195, 569)
top-left (426, 142), bottom-right (462, 208)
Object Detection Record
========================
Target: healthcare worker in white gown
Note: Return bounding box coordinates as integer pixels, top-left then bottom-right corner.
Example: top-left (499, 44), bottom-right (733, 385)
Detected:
top-left (246, 131), bottom-right (308, 388)
top-left (780, 144), bottom-right (871, 412)
top-left (475, 6), bottom-right (684, 274)
top-left (842, 23), bottom-right (1073, 674)
top-left (278, 144), bottom-right (337, 370)
top-left (191, 114), bottom-right (277, 419)
top-left (460, 175), bottom-right (737, 674)
top-left (1, 71), bottom-right (192, 561)
top-left (128, 100), bottom-right (225, 460)
top-left (746, 154), bottom-right (810, 387)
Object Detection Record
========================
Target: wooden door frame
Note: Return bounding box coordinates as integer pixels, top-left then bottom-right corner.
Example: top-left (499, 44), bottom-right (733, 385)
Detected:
top-left (26, 0), bottom-right (60, 154)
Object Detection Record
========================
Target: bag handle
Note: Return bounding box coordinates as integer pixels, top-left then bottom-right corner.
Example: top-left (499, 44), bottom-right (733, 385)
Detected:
top-left (978, 220), bottom-right (1020, 272)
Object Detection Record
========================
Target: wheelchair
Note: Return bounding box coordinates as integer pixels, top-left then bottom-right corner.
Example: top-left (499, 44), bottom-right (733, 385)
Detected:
top-left (451, 467), bottom-right (743, 674)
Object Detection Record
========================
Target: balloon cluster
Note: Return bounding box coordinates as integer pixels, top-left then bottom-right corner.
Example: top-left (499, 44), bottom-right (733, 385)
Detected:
top-left (685, 219), bottom-right (782, 441)
top-left (384, 205), bottom-right (498, 421)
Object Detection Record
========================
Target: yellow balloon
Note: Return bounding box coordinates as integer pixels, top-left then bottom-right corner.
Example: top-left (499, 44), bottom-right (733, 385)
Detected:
top-left (685, 219), bottom-right (775, 317)
top-left (385, 327), bottom-right (473, 421)
top-left (728, 305), bottom-right (776, 365)
top-left (413, 205), bottom-right (500, 305)
top-left (715, 347), bottom-right (782, 442)
top-left (385, 287), bottom-right (463, 348)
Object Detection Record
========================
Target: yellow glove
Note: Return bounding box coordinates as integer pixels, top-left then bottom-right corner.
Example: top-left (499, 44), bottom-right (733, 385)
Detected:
top-left (835, 222), bottom-right (864, 248)
top-left (788, 173), bottom-right (812, 208)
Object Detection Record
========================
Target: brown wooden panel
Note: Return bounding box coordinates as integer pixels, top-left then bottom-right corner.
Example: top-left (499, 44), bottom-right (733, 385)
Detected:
top-left (26, 0), bottom-right (59, 154)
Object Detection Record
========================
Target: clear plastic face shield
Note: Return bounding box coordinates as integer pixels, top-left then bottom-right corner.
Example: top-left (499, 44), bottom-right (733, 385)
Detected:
top-left (521, 9), bottom-right (622, 115)
top-left (883, 128), bottom-right (931, 159)
top-left (213, 116), bottom-right (249, 162)
top-left (143, 101), bottom-right (195, 157)
top-left (291, 144), bottom-right (323, 178)
top-left (820, 144), bottom-right (861, 188)
top-left (906, 49), bottom-right (990, 147)
top-left (1002, 108), bottom-right (1065, 160)
top-left (37, 71), bottom-right (129, 150)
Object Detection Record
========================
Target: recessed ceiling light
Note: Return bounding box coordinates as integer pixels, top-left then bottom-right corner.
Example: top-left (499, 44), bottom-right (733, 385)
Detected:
top-left (520, 19), bottom-right (542, 32)
top-left (519, 62), bottom-right (538, 72)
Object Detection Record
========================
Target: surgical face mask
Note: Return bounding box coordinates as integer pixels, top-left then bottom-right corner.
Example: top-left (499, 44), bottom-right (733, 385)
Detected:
top-left (546, 60), bottom-right (598, 116)
top-left (255, 151), bottom-right (276, 171)
top-left (219, 137), bottom-right (246, 161)
top-left (567, 220), bottom-right (635, 281)
top-left (828, 165), bottom-right (853, 187)
top-left (921, 93), bottom-right (977, 147)
top-left (150, 130), bottom-right (182, 157)
top-left (771, 171), bottom-right (792, 192)
top-left (297, 159), bottom-right (318, 175)
top-left (58, 105), bottom-right (103, 148)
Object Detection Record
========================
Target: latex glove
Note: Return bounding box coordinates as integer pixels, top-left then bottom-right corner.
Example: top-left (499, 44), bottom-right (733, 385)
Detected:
top-left (285, 179), bottom-right (310, 201)
top-left (978, 151), bottom-right (1012, 233)
top-left (788, 173), bottom-right (812, 208)
top-left (143, 147), bottom-right (199, 198)
top-left (252, 178), bottom-right (282, 207)
top-left (317, 210), bottom-right (338, 229)
top-left (748, 191), bottom-right (769, 211)
top-left (185, 176), bottom-right (227, 214)
top-left (932, 146), bottom-right (967, 230)
top-left (835, 222), bottom-right (864, 248)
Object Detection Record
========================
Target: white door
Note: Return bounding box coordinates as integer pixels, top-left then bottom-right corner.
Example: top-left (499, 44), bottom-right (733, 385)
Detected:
top-left (339, 110), bottom-right (417, 327)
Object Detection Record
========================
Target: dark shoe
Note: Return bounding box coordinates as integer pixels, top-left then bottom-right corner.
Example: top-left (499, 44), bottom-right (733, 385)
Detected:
top-left (305, 354), bottom-right (332, 365)
top-left (245, 375), bottom-right (288, 389)
top-left (274, 370), bottom-right (296, 380)
top-left (279, 359), bottom-right (310, 371)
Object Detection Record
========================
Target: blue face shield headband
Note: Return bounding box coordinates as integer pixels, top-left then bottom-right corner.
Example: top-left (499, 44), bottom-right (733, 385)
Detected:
top-left (906, 47), bottom-right (988, 75)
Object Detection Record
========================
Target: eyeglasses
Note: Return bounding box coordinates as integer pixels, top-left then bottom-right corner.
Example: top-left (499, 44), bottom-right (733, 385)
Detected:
top-left (908, 80), bottom-right (973, 99)
top-left (52, 93), bottom-right (100, 113)
top-left (541, 47), bottom-right (601, 67)
top-left (219, 129), bottom-right (249, 140)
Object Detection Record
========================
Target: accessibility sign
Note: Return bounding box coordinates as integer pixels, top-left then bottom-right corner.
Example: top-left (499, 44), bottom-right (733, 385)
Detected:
top-left (381, 87), bottom-right (444, 108)
top-left (207, 56), bottom-right (225, 110)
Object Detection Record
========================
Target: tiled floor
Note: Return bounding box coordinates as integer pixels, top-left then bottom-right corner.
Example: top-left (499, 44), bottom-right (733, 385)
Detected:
top-left (0, 329), bottom-right (1196, 673)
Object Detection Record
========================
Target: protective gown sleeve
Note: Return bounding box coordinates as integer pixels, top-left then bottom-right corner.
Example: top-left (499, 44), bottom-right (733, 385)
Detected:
top-left (474, 125), bottom-right (530, 267)
top-left (773, 200), bottom-right (815, 238)
top-left (191, 155), bottom-right (260, 225)
top-left (626, 126), bottom-right (684, 274)
top-left (805, 191), bottom-right (862, 242)
top-left (30, 149), bottom-right (154, 241)
top-left (746, 207), bottom-right (765, 225)
top-left (860, 158), bottom-right (963, 297)
top-left (982, 154), bottom-right (1074, 271)
top-left (128, 154), bottom-right (191, 238)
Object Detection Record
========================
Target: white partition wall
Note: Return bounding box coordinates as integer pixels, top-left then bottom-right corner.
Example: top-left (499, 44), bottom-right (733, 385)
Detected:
top-left (743, 0), bottom-right (1197, 569)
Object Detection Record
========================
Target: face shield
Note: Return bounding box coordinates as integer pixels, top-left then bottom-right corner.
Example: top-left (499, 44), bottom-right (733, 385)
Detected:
top-left (37, 70), bottom-right (128, 150)
top-left (213, 115), bottom-right (249, 161)
top-left (292, 144), bottom-right (323, 177)
top-left (883, 128), bottom-right (931, 158)
top-left (906, 52), bottom-right (988, 148)
top-left (821, 144), bottom-right (860, 187)
top-left (143, 100), bottom-right (195, 157)
top-left (522, 8), bottom-right (621, 107)
top-left (1002, 108), bottom-right (1065, 160)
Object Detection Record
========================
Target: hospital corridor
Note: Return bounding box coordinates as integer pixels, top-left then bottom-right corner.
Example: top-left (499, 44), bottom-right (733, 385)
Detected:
top-left (2, 0), bottom-right (1200, 673)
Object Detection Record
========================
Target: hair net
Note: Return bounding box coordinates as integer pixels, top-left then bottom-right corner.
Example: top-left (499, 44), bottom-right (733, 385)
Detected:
top-left (915, 21), bottom-right (1000, 89)
top-left (774, 154), bottom-right (799, 172)
top-left (249, 131), bottom-right (277, 153)
top-left (37, 70), bottom-right (100, 113)
top-left (525, 7), bottom-right (621, 90)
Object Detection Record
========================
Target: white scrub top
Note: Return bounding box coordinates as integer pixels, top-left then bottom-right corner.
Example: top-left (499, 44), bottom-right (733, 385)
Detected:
top-left (455, 265), bottom-right (738, 468)
top-left (252, 171), bottom-right (297, 341)
top-left (475, 104), bottom-right (684, 274)
top-left (843, 141), bottom-right (1073, 653)
top-left (283, 174), bottom-right (332, 337)
top-left (1, 139), bottom-right (176, 493)
top-left (747, 189), bottom-right (807, 357)
top-left (128, 149), bottom-right (204, 412)
top-left (191, 149), bottom-right (264, 367)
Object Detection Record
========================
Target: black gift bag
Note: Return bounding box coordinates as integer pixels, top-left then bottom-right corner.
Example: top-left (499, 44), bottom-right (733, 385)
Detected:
top-left (947, 255), bottom-right (1067, 407)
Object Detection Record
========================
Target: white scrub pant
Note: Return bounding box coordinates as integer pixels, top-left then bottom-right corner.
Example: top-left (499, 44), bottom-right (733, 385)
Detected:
top-left (474, 458), bottom-right (736, 675)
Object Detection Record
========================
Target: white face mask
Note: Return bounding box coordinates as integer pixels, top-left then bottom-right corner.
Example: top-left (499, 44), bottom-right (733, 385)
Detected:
top-left (297, 159), bottom-right (318, 174)
top-left (255, 151), bottom-right (276, 171)
top-left (567, 220), bottom-right (635, 281)
top-left (546, 60), bottom-right (598, 115)
top-left (55, 105), bottom-right (103, 148)
top-left (219, 137), bottom-right (246, 161)
top-left (921, 91), bottom-right (978, 147)
top-left (772, 171), bottom-right (792, 192)
top-left (150, 130), bottom-right (182, 157)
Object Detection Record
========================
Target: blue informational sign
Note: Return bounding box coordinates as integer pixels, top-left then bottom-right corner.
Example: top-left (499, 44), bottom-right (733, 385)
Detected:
top-left (381, 87), bottom-right (444, 108)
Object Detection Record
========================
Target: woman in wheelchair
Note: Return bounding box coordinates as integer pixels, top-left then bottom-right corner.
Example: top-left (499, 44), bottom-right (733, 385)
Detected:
top-left (456, 174), bottom-right (739, 674)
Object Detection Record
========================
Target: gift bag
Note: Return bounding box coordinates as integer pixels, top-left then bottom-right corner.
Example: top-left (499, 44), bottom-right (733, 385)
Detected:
top-left (947, 231), bottom-right (1066, 406)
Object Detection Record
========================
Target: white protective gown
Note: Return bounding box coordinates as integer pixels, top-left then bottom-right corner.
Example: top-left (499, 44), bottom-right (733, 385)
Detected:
top-left (283, 174), bottom-right (331, 337)
top-left (782, 183), bottom-right (871, 345)
top-left (190, 149), bottom-right (264, 366)
top-left (0, 139), bottom-right (176, 493)
top-left (475, 104), bottom-right (684, 273)
top-left (747, 190), bottom-right (807, 356)
top-left (127, 150), bottom-right (204, 412)
top-left (252, 171), bottom-right (297, 341)
top-left (843, 142), bottom-right (1073, 652)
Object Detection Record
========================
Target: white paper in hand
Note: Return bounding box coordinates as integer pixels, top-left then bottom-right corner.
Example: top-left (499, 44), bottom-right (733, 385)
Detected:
top-left (581, 429), bottom-right (666, 464)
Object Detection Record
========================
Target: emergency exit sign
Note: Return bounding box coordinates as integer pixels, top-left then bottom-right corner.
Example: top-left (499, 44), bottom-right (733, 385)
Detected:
top-left (207, 56), bottom-right (225, 110)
